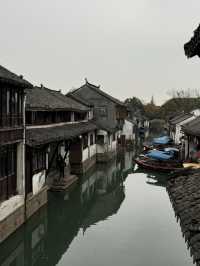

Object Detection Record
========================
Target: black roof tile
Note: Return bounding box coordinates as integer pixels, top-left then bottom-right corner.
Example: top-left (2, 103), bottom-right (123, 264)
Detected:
top-left (70, 79), bottom-right (125, 107)
top-left (26, 86), bottom-right (89, 112)
top-left (0, 65), bottom-right (32, 87)
top-left (26, 121), bottom-right (97, 146)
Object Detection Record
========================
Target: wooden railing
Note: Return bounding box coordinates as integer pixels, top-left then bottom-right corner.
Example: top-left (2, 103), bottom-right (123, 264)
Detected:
top-left (0, 114), bottom-right (23, 128)
top-left (0, 128), bottom-right (23, 145)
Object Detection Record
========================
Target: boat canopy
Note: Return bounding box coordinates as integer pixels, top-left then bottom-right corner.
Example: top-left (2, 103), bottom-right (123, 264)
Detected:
top-left (152, 136), bottom-right (173, 145)
top-left (164, 147), bottom-right (179, 152)
top-left (147, 150), bottom-right (173, 161)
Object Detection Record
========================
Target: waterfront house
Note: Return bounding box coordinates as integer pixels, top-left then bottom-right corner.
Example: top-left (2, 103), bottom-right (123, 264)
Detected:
top-left (25, 85), bottom-right (97, 199)
top-left (181, 116), bottom-right (200, 159)
top-left (0, 65), bottom-right (32, 243)
top-left (67, 79), bottom-right (128, 161)
top-left (120, 118), bottom-right (136, 147)
top-left (169, 113), bottom-right (196, 144)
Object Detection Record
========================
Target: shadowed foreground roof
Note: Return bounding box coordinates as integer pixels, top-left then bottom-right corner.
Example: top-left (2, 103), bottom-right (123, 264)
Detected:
top-left (182, 116), bottom-right (200, 136)
top-left (184, 24), bottom-right (200, 58)
top-left (26, 86), bottom-right (89, 112)
top-left (26, 121), bottom-right (97, 146)
top-left (0, 65), bottom-right (32, 87)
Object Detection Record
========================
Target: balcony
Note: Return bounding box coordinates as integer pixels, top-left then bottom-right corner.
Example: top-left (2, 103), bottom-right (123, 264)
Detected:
top-left (0, 114), bottom-right (23, 128)
top-left (0, 128), bottom-right (23, 145)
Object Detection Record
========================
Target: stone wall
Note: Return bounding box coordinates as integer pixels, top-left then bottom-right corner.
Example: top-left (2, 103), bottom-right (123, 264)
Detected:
top-left (25, 186), bottom-right (48, 219)
top-left (0, 204), bottom-right (25, 244)
top-left (96, 150), bottom-right (116, 163)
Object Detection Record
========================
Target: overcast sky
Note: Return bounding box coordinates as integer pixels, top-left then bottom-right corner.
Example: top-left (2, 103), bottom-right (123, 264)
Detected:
top-left (1, 0), bottom-right (200, 105)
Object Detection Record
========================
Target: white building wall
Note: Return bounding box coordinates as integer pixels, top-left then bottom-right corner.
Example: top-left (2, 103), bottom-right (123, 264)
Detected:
top-left (112, 140), bottom-right (117, 151)
top-left (32, 170), bottom-right (46, 195)
top-left (122, 120), bottom-right (134, 140)
top-left (96, 130), bottom-right (108, 154)
top-left (82, 131), bottom-right (97, 162)
top-left (82, 147), bottom-right (89, 162)
top-left (174, 116), bottom-right (196, 144)
top-left (190, 109), bottom-right (200, 117)
top-left (90, 144), bottom-right (97, 157)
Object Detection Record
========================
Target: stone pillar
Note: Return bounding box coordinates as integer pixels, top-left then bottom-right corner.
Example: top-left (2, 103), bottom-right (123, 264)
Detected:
top-left (17, 142), bottom-right (25, 195)
top-left (88, 133), bottom-right (90, 159)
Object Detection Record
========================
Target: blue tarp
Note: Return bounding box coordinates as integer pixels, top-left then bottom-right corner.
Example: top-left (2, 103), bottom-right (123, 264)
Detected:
top-left (164, 147), bottom-right (179, 152)
top-left (152, 136), bottom-right (172, 145)
top-left (147, 150), bottom-right (173, 161)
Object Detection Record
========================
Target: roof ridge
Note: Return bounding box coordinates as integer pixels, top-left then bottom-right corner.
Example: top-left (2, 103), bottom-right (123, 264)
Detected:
top-left (35, 85), bottom-right (60, 94)
top-left (0, 64), bottom-right (32, 87)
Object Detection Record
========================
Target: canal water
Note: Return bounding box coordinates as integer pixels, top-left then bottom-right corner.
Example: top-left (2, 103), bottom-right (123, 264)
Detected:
top-left (0, 151), bottom-right (194, 266)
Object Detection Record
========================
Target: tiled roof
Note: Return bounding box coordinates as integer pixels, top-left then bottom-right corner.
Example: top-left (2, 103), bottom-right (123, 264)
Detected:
top-left (182, 116), bottom-right (200, 136)
top-left (169, 113), bottom-right (193, 125)
top-left (26, 121), bottom-right (97, 146)
top-left (0, 65), bottom-right (32, 87)
top-left (67, 93), bottom-right (93, 107)
top-left (70, 79), bottom-right (125, 107)
top-left (26, 86), bottom-right (89, 112)
top-left (93, 120), bottom-right (118, 133)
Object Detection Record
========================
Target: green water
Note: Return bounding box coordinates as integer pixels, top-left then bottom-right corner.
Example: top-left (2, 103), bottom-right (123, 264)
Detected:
top-left (0, 152), bottom-right (194, 266)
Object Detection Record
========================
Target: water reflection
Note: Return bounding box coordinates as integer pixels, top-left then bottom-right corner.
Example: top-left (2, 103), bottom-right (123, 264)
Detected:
top-left (0, 206), bottom-right (48, 266)
top-left (0, 150), bottom-right (195, 266)
top-left (0, 151), bottom-right (133, 266)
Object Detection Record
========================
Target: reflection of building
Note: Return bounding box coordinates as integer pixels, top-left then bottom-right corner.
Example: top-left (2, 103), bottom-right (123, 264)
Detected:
top-left (117, 151), bottom-right (134, 180)
top-left (146, 173), bottom-right (167, 188)
top-left (80, 159), bottom-right (125, 231)
top-left (0, 206), bottom-right (47, 266)
top-left (0, 152), bottom-right (133, 266)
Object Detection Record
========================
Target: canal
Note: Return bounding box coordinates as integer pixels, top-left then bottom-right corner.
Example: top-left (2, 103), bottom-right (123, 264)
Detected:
top-left (0, 151), bottom-right (194, 266)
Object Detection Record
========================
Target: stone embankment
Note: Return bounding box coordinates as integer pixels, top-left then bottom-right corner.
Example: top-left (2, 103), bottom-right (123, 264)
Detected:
top-left (167, 171), bottom-right (200, 266)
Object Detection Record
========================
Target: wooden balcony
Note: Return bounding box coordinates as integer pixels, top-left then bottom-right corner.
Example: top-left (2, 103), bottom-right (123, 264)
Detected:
top-left (0, 128), bottom-right (23, 145)
top-left (0, 114), bottom-right (23, 128)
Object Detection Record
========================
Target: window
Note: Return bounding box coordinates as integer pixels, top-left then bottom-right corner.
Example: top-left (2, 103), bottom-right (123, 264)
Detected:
top-left (32, 149), bottom-right (46, 173)
top-left (96, 135), bottom-right (104, 145)
top-left (0, 145), bottom-right (17, 201)
top-left (90, 134), bottom-right (94, 146)
top-left (82, 134), bottom-right (88, 149)
top-left (0, 145), bottom-right (16, 178)
top-left (0, 87), bottom-right (23, 128)
top-left (6, 89), bottom-right (10, 114)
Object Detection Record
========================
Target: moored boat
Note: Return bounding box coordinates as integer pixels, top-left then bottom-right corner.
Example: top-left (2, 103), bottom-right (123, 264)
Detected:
top-left (143, 136), bottom-right (175, 152)
top-left (135, 148), bottom-right (183, 173)
top-left (135, 157), bottom-right (183, 172)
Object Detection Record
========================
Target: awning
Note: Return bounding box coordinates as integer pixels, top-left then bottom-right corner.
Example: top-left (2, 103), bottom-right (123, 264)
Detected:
top-left (26, 121), bottom-right (97, 146)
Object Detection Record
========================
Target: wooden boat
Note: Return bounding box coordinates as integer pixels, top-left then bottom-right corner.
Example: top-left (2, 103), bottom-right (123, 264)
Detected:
top-left (170, 163), bottom-right (200, 178)
top-left (135, 157), bottom-right (183, 173)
